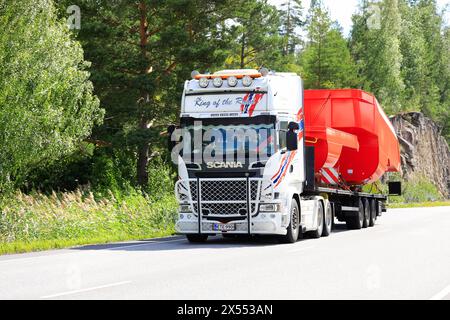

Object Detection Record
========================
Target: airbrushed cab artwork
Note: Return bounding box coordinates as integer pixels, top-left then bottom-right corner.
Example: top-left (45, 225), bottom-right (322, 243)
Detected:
top-left (171, 69), bottom-right (401, 243)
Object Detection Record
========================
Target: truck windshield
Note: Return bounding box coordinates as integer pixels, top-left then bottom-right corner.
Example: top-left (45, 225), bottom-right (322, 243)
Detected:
top-left (180, 116), bottom-right (276, 163)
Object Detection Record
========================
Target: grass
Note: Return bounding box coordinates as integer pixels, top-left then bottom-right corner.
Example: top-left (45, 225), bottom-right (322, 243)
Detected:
top-left (387, 201), bottom-right (450, 209)
top-left (0, 189), bottom-right (178, 255)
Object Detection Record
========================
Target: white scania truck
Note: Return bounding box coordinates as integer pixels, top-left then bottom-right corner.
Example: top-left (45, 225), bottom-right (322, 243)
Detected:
top-left (171, 69), bottom-right (401, 243)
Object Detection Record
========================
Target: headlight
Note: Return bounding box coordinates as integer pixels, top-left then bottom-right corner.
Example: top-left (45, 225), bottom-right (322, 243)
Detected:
top-left (242, 75), bottom-right (253, 87)
top-left (199, 77), bottom-right (209, 88)
top-left (260, 204), bottom-right (281, 212)
top-left (213, 77), bottom-right (223, 87)
top-left (179, 205), bottom-right (192, 213)
top-left (227, 76), bottom-right (238, 87)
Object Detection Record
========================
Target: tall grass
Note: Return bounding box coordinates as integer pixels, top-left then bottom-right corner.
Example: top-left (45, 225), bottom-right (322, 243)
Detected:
top-left (0, 189), bottom-right (177, 254)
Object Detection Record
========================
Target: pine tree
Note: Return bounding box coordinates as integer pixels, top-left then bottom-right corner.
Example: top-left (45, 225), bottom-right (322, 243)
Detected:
top-left (225, 0), bottom-right (283, 69)
top-left (279, 0), bottom-right (305, 55)
top-left (56, 0), bottom-right (238, 186)
top-left (301, 3), bottom-right (358, 89)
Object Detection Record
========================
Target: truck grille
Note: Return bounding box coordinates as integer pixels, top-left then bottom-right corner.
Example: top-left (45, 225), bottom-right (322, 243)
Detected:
top-left (193, 203), bottom-right (257, 216)
top-left (188, 179), bottom-right (260, 217)
top-left (189, 180), bottom-right (259, 202)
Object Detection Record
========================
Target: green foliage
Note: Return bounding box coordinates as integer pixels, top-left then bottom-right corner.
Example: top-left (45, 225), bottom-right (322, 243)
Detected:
top-left (0, 0), bottom-right (103, 190)
top-left (351, 0), bottom-right (405, 113)
top-left (278, 0), bottom-right (305, 55)
top-left (387, 174), bottom-right (443, 203)
top-left (224, 0), bottom-right (283, 69)
top-left (301, 4), bottom-right (359, 89)
top-left (351, 0), bottom-right (449, 125)
top-left (55, 0), bottom-right (240, 186)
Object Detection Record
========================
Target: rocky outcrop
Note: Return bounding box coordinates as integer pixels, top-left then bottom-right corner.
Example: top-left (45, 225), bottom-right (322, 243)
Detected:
top-left (390, 112), bottom-right (450, 198)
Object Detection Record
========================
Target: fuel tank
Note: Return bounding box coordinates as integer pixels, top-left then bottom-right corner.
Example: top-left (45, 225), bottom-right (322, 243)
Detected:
top-left (304, 89), bottom-right (401, 185)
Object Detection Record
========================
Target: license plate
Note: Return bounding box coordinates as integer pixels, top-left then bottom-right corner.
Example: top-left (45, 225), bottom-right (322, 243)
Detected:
top-left (213, 223), bottom-right (236, 232)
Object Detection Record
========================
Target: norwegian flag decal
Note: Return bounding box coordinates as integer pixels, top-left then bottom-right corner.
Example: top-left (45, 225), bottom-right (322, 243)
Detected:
top-left (240, 93), bottom-right (264, 117)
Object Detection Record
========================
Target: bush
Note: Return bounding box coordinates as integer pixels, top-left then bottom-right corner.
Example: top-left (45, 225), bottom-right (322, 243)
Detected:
top-left (388, 174), bottom-right (443, 203)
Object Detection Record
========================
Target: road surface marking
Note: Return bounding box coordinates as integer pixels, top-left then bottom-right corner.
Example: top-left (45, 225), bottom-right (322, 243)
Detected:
top-left (40, 281), bottom-right (131, 299)
top-left (0, 238), bottom-right (185, 265)
top-left (109, 238), bottom-right (185, 250)
top-left (288, 246), bottom-right (315, 253)
top-left (430, 284), bottom-right (450, 300)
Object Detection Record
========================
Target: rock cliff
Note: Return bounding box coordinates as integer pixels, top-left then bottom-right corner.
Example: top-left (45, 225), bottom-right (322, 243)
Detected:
top-left (390, 112), bottom-right (450, 198)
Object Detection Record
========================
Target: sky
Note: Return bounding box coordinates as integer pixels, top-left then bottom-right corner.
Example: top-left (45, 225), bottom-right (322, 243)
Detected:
top-left (269, 0), bottom-right (450, 36)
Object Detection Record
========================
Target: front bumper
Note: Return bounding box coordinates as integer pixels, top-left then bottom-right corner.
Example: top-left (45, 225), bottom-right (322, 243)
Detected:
top-left (175, 212), bottom-right (287, 236)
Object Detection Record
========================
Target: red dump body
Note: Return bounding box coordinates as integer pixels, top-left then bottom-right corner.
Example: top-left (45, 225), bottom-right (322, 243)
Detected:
top-left (304, 89), bottom-right (401, 185)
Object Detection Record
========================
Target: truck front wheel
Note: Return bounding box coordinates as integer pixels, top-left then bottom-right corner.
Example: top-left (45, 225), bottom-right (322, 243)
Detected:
top-left (186, 234), bottom-right (208, 243)
top-left (280, 199), bottom-right (300, 243)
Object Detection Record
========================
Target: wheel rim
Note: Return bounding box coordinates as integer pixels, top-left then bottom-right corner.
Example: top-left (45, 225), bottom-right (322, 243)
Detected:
top-left (325, 205), bottom-right (332, 228)
top-left (359, 202), bottom-right (364, 225)
top-left (318, 205), bottom-right (323, 230)
top-left (291, 206), bottom-right (299, 235)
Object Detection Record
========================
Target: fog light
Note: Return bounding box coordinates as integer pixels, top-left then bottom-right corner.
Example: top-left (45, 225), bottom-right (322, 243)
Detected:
top-left (179, 205), bottom-right (192, 213)
top-left (260, 204), bottom-right (281, 212)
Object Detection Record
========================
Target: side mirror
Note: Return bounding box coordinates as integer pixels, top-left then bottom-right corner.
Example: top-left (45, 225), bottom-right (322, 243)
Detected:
top-left (388, 181), bottom-right (402, 196)
top-left (286, 122), bottom-right (299, 151)
top-left (167, 125), bottom-right (177, 151)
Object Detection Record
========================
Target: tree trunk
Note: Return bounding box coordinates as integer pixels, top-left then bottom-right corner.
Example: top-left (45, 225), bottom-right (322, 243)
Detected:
top-left (137, 118), bottom-right (149, 186)
top-left (240, 33), bottom-right (246, 69)
top-left (137, 1), bottom-right (149, 187)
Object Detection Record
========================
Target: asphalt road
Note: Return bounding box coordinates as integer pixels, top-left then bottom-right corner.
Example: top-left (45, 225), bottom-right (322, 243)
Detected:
top-left (0, 206), bottom-right (449, 300)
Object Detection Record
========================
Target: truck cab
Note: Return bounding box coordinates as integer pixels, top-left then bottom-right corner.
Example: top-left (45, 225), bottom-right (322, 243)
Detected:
top-left (172, 69), bottom-right (327, 243)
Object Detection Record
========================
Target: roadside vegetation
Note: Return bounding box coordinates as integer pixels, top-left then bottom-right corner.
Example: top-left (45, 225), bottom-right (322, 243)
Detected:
top-left (0, 187), bottom-right (177, 255)
top-left (386, 175), bottom-right (448, 208)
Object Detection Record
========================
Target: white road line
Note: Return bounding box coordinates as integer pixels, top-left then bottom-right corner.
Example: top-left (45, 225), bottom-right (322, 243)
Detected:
top-left (0, 238), bottom-right (186, 265)
top-left (430, 284), bottom-right (450, 300)
top-left (40, 281), bottom-right (132, 299)
top-left (109, 238), bottom-right (185, 250)
top-left (288, 246), bottom-right (315, 253)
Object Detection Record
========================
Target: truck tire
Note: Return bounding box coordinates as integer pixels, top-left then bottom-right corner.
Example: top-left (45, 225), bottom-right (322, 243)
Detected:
top-left (322, 201), bottom-right (332, 237)
top-left (362, 198), bottom-right (370, 228)
top-left (369, 199), bottom-right (377, 227)
top-left (346, 199), bottom-right (363, 230)
top-left (280, 199), bottom-right (301, 243)
top-left (309, 201), bottom-right (324, 239)
top-left (186, 234), bottom-right (208, 243)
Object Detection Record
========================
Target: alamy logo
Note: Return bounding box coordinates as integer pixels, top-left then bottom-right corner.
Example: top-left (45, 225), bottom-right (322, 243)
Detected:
top-left (367, 3), bottom-right (381, 30)
top-left (67, 5), bottom-right (81, 30)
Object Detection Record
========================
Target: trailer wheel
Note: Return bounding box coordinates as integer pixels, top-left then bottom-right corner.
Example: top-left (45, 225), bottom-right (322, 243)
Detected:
top-left (362, 198), bottom-right (370, 228)
top-left (346, 199), bottom-right (363, 230)
top-left (186, 234), bottom-right (208, 243)
top-left (309, 201), bottom-right (324, 239)
top-left (369, 199), bottom-right (377, 227)
top-left (280, 199), bottom-right (300, 243)
top-left (322, 201), bottom-right (332, 237)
